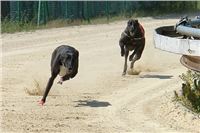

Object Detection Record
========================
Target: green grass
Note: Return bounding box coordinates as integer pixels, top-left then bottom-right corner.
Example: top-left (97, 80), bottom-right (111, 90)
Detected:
top-left (1, 15), bottom-right (127, 33)
top-left (1, 18), bottom-right (37, 33)
top-left (1, 10), bottom-right (199, 33)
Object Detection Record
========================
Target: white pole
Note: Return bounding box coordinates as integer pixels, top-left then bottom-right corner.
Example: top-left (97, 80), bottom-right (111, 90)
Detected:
top-left (37, 1), bottom-right (41, 27)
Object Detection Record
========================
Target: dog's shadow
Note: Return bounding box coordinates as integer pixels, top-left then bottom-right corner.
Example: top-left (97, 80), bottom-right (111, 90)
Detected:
top-left (74, 100), bottom-right (111, 107)
top-left (140, 74), bottom-right (173, 79)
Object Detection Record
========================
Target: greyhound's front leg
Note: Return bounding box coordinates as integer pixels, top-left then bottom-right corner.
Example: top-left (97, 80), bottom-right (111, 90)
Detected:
top-left (119, 40), bottom-right (125, 57)
top-left (39, 74), bottom-right (57, 105)
top-left (122, 50), bottom-right (129, 76)
top-left (129, 51), bottom-right (135, 61)
top-left (130, 54), bottom-right (139, 69)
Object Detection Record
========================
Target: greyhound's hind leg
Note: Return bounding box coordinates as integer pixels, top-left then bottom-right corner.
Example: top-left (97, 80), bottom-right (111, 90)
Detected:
top-left (59, 75), bottom-right (70, 84)
top-left (122, 50), bottom-right (129, 76)
top-left (57, 75), bottom-right (70, 84)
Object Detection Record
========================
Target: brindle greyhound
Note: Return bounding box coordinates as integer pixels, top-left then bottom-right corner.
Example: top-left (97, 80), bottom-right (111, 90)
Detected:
top-left (39, 45), bottom-right (79, 105)
top-left (119, 19), bottom-right (145, 75)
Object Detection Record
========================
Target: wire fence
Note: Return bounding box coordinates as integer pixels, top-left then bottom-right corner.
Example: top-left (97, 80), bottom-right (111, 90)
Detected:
top-left (1, 1), bottom-right (199, 26)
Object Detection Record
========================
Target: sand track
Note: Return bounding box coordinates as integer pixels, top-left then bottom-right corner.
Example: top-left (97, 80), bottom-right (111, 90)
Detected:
top-left (1, 17), bottom-right (200, 132)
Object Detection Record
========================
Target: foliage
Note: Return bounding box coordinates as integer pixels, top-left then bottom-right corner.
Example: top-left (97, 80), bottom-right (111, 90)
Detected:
top-left (1, 17), bottom-right (37, 33)
top-left (175, 70), bottom-right (200, 113)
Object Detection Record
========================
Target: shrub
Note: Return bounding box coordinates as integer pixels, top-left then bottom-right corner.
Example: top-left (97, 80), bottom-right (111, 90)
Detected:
top-left (175, 70), bottom-right (200, 113)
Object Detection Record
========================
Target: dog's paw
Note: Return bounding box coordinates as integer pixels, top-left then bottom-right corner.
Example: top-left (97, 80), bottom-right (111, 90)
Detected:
top-left (129, 55), bottom-right (133, 61)
top-left (122, 72), bottom-right (126, 76)
top-left (38, 99), bottom-right (45, 106)
top-left (57, 77), bottom-right (63, 85)
top-left (57, 81), bottom-right (63, 85)
top-left (121, 52), bottom-right (125, 57)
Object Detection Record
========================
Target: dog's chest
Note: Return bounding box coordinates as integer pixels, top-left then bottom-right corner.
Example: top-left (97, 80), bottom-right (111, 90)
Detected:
top-left (126, 38), bottom-right (143, 50)
top-left (59, 65), bottom-right (70, 77)
top-left (126, 42), bottom-right (136, 50)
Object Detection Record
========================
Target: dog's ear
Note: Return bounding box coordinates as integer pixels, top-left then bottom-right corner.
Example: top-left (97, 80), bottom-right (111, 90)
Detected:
top-left (127, 20), bottom-right (131, 25)
top-left (135, 19), bottom-right (138, 23)
top-left (51, 53), bottom-right (61, 67)
top-left (76, 50), bottom-right (79, 58)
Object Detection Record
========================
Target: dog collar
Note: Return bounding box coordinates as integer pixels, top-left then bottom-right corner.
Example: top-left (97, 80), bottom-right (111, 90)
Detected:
top-left (133, 37), bottom-right (145, 40)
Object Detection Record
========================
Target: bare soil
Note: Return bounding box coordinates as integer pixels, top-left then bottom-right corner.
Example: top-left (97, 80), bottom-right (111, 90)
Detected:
top-left (1, 17), bottom-right (200, 132)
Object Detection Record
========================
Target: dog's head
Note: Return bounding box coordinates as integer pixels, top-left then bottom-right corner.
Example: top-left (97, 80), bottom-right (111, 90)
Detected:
top-left (60, 50), bottom-right (78, 72)
top-left (126, 19), bottom-right (140, 37)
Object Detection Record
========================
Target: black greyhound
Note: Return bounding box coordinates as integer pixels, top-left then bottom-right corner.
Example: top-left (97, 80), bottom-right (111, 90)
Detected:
top-left (39, 45), bottom-right (79, 105)
top-left (119, 19), bottom-right (145, 75)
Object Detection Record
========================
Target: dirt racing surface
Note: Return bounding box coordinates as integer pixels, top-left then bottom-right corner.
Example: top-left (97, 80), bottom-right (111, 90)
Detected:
top-left (1, 17), bottom-right (200, 132)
